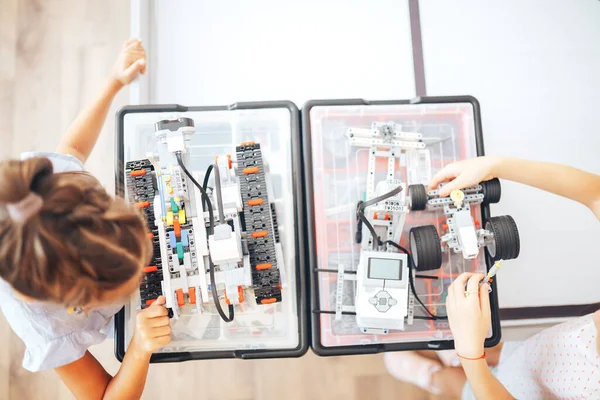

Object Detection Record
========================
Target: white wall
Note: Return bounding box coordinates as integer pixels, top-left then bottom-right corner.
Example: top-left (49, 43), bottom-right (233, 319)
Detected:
top-left (148, 0), bottom-right (415, 105)
top-left (420, 0), bottom-right (600, 308)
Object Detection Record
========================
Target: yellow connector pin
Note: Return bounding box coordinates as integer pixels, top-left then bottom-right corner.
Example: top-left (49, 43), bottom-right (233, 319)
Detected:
top-left (178, 209), bottom-right (186, 224)
top-left (450, 189), bottom-right (465, 208)
top-left (166, 211), bottom-right (174, 225)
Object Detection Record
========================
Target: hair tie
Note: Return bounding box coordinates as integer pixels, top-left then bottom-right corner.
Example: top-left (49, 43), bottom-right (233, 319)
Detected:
top-left (6, 192), bottom-right (43, 223)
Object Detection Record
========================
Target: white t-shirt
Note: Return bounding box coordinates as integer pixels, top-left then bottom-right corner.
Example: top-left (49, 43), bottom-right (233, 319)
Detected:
top-left (0, 152), bottom-right (122, 372)
top-left (462, 313), bottom-right (600, 399)
top-left (496, 313), bottom-right (599, 399)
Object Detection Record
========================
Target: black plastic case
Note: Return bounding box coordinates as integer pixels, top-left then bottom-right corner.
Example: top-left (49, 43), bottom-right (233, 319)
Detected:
top-left (301, 96), bottom-right (501, 356)
top-left (114, 101), bottom-right (308, 362)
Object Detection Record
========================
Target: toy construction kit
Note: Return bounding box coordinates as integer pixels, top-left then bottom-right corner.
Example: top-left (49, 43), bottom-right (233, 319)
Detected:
top-left (114, 97), bottom-right (520, 362)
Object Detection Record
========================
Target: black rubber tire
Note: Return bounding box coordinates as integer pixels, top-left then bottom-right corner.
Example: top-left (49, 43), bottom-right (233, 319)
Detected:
top-left (408, 184), bottom-right (428, 211)
top-left (485, 215), bottom-right (520, 261)
top-left (409, 225), bottom-right (443, 271)
top-left (481, 178), bottom-right (502, 204)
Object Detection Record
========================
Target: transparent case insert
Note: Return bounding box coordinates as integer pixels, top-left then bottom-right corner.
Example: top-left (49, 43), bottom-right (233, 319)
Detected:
top-left (121, 107), bottom-right (299, 353)
top-left (307, 102), bottom-right (490, 348)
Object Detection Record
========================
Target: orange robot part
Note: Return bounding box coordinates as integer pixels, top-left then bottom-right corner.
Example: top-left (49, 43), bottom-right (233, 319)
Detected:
top-left (188, 287), bottom-right (197, 304)
top-left (173, 219), bottom-right (181, 237)
top-left (176, 289), bottom-right (185, 307)
top-left (131, 169), bottom-right (147, 177)
top-left (238, 286), bottom-right (244, 303)
top-left (243, 167), bottom-right (259, 175)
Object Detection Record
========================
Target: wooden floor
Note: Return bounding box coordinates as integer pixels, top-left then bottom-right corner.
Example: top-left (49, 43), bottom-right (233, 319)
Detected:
top-left (0, 1), bottom-right (438, 399)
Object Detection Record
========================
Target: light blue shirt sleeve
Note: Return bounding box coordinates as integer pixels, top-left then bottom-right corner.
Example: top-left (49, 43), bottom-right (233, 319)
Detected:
top-left (0, 152), bottom-right (121, 372)
top-left (20, 151), bottom-right (84, 173)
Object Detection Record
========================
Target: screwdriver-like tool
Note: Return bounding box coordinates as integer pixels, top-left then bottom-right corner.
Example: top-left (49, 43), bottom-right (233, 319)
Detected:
top-left (480, 261), bottom-right (501, 292)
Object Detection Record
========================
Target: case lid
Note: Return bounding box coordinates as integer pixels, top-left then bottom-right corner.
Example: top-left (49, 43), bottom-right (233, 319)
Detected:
top-left (302, 96), bottom-right (501, 356)
top-left (114, 101), bottom-right (307, 362)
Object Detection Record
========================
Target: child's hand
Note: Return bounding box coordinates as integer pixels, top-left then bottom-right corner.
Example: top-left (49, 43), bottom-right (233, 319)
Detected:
top-left (131, 296), bottom-right (171, 355)
top-left (429, 156), bottom-right (502, 197)
top-left (111, 38), bottom-right (147, 87)
top-left (446, 273), bottom-right (491, 359)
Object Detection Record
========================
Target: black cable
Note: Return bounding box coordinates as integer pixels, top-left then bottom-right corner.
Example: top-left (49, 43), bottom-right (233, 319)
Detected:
top-left (356, 185), bottom-right (404, 250)
top-left (357, 211), bottom-right (380, 251)
top-left (212, 163), bottom-right (225, 224)
top-left (415, 275), bottom-right (438, 280)
top-left (360, 185), bottom-right (404, 209)
top-left (355, 201), bottom-right (364, 244)
top-left (314, 310), bottom-right (437, 321)
top-left (413, 315), bottom-right (438, 321)
top-left (176, 153), bottom-right (234, 323)
top-left (176, 153), bottom-right (213, 229)
top-left (384, 240), bottom-right (447, 320)
top-left (315, 269), bottom-right (357, 274)
top-left (201, 164), bottom-right (213, 211)
top-left (313, 310), bottom-right (357, 316)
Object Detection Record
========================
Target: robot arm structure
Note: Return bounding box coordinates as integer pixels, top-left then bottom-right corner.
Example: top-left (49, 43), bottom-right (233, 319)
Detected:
top-left (125, 118), bottom-right (284, 322)
top-left (346, 122), bottom-right (426, 334)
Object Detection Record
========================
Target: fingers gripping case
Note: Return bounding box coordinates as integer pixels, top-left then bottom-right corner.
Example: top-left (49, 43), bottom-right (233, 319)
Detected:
top-left (114, 102), bottom-right (308, 362)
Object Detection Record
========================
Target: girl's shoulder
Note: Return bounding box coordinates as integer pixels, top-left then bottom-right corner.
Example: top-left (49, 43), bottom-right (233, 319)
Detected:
top-left (0, 278), bottom-right (119, 372)
top-left (21, 151), bottom-right (84, 173)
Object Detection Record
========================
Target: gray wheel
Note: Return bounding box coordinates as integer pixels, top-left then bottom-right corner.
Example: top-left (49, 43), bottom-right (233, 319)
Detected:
top-left (408, 184), bottom-right (428, 211)
top-left (485, 215), bottom-right (520, 261)
top-left (481, 178), bottom-right (501, 204)
top-left (409, 225), bottom-right (443, 271)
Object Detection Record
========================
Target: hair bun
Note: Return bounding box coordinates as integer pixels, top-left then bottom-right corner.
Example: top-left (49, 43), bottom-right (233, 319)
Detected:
top-left (0, 157), bottom-right (53, 203)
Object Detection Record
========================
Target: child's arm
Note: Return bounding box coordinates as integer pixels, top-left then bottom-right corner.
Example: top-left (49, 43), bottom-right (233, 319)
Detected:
top-left (55, 297), bottom-right (171, 400)
top-left (56, 38), bottom-right (146, 163)
top-left (460, 360), bottom-right (515, 400)
top-left (446, 273), bottom-right (515, 400)
top-left (429, 156), bottom-right (600, 219)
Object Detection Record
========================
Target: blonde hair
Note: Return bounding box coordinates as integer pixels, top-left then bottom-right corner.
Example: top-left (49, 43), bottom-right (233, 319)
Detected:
top-left (0, 157), bottom-right (151, 306)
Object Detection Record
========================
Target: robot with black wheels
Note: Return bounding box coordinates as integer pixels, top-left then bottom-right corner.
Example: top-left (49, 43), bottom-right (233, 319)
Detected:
top-left (408, 178), bottom-right (521, 272)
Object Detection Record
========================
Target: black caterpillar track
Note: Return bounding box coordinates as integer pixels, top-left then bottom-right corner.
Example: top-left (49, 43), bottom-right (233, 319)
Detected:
top-left (270, 203), bottom-right (280, 244)
top-left (235, 143), bottom-right (282, 305)
top-left (125, 159), bottom-right (163, 309)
